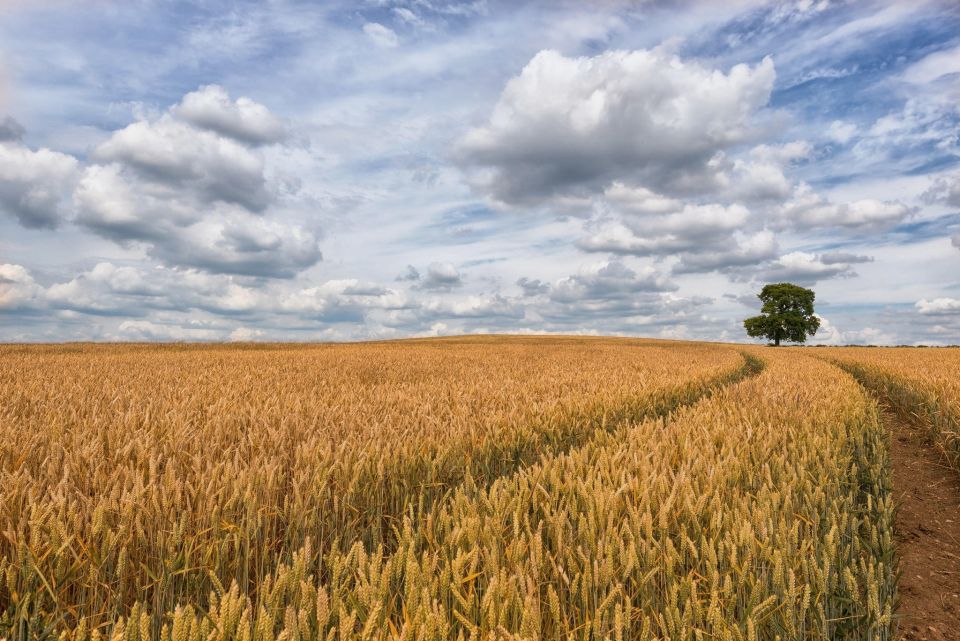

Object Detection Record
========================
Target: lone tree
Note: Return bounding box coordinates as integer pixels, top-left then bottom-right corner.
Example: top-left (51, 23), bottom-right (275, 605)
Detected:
top-left (743, 283), bottom-right (820, 346)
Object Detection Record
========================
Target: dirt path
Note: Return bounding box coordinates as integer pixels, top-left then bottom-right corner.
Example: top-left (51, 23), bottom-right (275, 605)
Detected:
top-left (883, 406), bottom-right (960, 640)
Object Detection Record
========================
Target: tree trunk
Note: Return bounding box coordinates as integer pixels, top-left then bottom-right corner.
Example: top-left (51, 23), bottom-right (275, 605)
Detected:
top-left (775, 335), bottom-right (781, 346)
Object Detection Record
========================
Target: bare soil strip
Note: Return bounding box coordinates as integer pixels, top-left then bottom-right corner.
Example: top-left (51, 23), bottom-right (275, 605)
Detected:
top-left (883, 406), bottom-right (960, 640)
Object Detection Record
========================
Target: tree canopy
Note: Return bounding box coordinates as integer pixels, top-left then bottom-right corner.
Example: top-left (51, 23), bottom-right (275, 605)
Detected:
top-left (743, 283), bottom-right (820, 346)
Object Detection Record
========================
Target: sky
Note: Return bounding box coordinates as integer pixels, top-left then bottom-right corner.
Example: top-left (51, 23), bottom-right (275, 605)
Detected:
top-left (1, 0), bottom-right (959, 345)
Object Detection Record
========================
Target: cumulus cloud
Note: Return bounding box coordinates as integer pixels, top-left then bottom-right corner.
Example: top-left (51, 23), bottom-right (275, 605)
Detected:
top-left (760, 251), bottom-right (859, 284)
top-left (71, 86), bottom-right (321, 277)
top-left (813, 316), bottom-right (895, 346)
top-left (602, 183), bottom-right (681, 215)
top-left (279, 279), bottom-right (411, 323)
top-left (0, 263), bottom-right (41, 310)
top-left (701, 247), bottom-right (865, 285)
top-left (399, 259), bottom-right (695, 332)
top-left (156, 216), bottom-right (321, 278)
top-left (580, 201), bottom-right (751, 256)
top-left (777, 183), bottom-right (911, 231)
top-left (380, 260), bottom-right (705, 334)
top-left (46, 262), bottom-right (163, 315)
top-left (90, 116), bottom-right (272, 212)
top-left (172, 85), bottom-right (287, 145)
top-left (916, 298), bottom-right (960, 314)
top-left (416, 262), bottom-right (463, 291)
top-left (673, 230), bottom-right (779, 275)
top-left (536, 260), bottom-right (711, 326)
top-left (458, 48), bottom-right (776, 205)
top-left (516, 277), bottom-right (549, 297)
top-left (711, 142), bottom-right (811, 203)
top-left (419, 294), bottom-right (523, 320)
top-left (11, 260), bottom-right (420, 335)
top-left (953, 234), bottom-right (960, 250)
top-left (550, 259), bottom-right (675, 303)
top-left (578, 187), bottom-right (778, 275)
top-left (44, 262), bottom-right (267, 316)
top-left (0, 137), bottom-right (79, 228)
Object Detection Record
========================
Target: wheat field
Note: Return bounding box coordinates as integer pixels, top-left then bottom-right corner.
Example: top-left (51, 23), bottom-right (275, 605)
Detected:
top-left (826, 347), bottom-right (960, 474)
top-left (0, 336), bottom-right (936, 640)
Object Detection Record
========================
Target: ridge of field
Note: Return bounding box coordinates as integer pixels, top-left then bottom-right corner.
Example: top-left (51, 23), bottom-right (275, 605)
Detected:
top-left (40, 345), bottom-right (897, 641)
top-left (0, 337), bottom-right (750, 637)
top-left (825, 347), bottom-right (960, 474)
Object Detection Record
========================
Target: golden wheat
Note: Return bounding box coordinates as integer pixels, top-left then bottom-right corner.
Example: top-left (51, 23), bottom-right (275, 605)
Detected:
top-left (0, 337), bottom-right (748, 638)
top-left (59, 345), bottom-right (898, 641)
top-left (826, 346), bottom-right (960, 473)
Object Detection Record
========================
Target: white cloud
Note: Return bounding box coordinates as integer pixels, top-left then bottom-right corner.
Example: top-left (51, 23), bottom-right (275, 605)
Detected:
top-left (71, 87), bottom-right (322, 277)
top-left (578, 191), bottom-right (779, 276)
top-left (916, 297), bottom-right (960, 314)
top-left (673, 230), bottom-right (779, 275)
top-left (812, 315), bottom-right (895, 346)
top-left (172, 84), bottom-right (287, 145)
top-left (228, 326), bottom-right (265, 341)
top-left (417, 261), bottom-right (463, 291)
top-left (550, 259), bottom-right (675, 303)
top-left (74, 163), bottom-right (321, 278)
top-left (90, 116), bottom-right (272, 212)
top-left (0, 263), bottom-right (41, 309)
top-left (115, 319), bottom-right (220, 341)
top-left (363, 22), bottom-right (399, 48)
top-left (580, 202), bottom-right (751, 256)
top-left (826, 120), bottom-right (857, 144)
top-left (901, 44), bottom-right (960, 85)
top-left (777, 183), bottom-right (911, 231)
top-left (695, 142), bottom-right (812, 203)
top-left (0, 138), bottom-right (78, 228)
top-left (853, 96), bottom-right (960, 170)
top-left (516, 277), bottom-right (550, 297)
top-left (420, 293), bottom-right (523, 319)
top-left (44, 262), bottom-right (267, 316)
top-left (761, 251), bottom-right (858, 284)
top-left (751, 141), bottom-right (812, 163)
top-left (603, 182), bottom-right (682, 215)
top-left (458, 48), bottom-right (776, 204)
top-left (724, 156), bottom-right (793, 202)
top-left (280, 278), bottom-right (410, 321)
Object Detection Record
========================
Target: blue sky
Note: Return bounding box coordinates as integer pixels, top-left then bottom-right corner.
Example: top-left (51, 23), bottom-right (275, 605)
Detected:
top-left (1, 0), bottom-right (959, 344)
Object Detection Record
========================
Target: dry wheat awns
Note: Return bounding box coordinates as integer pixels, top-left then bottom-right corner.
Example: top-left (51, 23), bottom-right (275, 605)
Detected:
top-left (0, 338), bottom-right (897, 640)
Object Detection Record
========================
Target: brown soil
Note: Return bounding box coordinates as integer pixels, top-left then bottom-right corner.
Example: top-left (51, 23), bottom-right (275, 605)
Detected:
top-left (884, 406), bottom-right (960, 641)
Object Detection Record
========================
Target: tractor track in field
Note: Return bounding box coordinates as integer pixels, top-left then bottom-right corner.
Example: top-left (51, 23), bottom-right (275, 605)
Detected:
top-left (879, 405), bottom-right (960, 641)
top-left (818, 357), bottom-right (960, 639)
